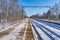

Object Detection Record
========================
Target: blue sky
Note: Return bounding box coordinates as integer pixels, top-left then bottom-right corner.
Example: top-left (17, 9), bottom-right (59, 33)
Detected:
top-left (18, 0), bottom-right (60, 16)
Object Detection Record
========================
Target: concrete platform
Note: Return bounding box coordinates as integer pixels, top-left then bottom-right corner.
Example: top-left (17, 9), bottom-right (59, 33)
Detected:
top-left (16, 21), bottom-right (35, 40)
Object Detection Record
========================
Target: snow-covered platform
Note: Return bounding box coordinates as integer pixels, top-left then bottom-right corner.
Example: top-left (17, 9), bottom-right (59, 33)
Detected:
top-left (0, 18), bottom-right (35, 40)
top-left (0, 20), bottom-right (26, 40)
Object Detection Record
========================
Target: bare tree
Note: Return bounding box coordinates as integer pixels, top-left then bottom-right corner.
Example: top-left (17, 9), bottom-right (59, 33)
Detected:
top-left (0, 0), bottom-right (7, 23)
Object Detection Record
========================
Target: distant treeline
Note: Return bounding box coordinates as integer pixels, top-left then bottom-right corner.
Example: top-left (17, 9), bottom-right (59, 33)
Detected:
top-left (30, 2), bottom-right (60, 20)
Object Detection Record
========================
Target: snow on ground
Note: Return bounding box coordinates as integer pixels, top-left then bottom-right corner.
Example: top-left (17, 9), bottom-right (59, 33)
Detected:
top-left (32, 22), bottom-right (51, 40)
top-left (31, 23), bottom-right (38, 40)
top-left (31, 25), bottom-right (38, 40)
top-left (0, 21), bottom-right (26, 40)
top-left (36, 20), bottom-right (60, 33)
top-left (31, 19), bottom-right (60, 40)
top-left (0, 20), bottom-right (19, 30)
top-left (0, 18), bottom-right (27, 31)
top-left (32, 19), bottom-right (60, 35)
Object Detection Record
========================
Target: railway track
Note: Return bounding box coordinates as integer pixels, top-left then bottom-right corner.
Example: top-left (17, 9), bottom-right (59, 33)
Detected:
top-left (16, 21), bottom-right (35, 40)
top-left (0, 19), bottom-right (35, 40)
top-left (0, 18), bottom-right (60, 40)
top-left (31, 19), bottom-right (60, 40)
